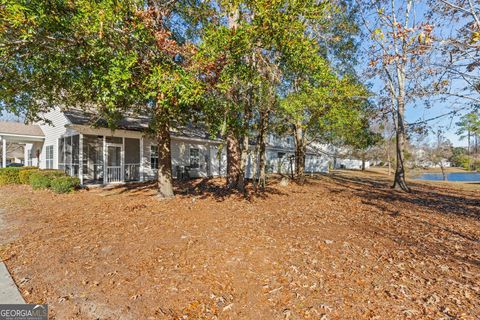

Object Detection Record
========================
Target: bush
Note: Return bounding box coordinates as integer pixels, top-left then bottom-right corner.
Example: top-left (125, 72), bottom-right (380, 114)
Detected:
top-left (19, 169), bottom-right (39, 184)
top-left (454, 154), bottom-right (473, 170)
top-left (21, 166), bottom-right (39, 171)
top-left (472, 159), bottom-right (480, 171)
top-left (0, 167), bottom-right (21, 185)
top-left (50, 176), bottom-right (80, 194)
top-left (29, 170), bottom-right (66, 190)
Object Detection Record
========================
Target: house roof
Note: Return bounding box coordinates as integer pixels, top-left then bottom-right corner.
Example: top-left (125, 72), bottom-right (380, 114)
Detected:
top-left (0, 121), bottom-right (44, 137)
top-left (63, 108), bottom-right (219, 141)
top-left (63, 108), bottom-right (151, 132)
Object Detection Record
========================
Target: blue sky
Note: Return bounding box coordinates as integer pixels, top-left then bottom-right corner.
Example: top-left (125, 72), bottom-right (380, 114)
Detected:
top-left (406, 103), bottom-right (466, 146)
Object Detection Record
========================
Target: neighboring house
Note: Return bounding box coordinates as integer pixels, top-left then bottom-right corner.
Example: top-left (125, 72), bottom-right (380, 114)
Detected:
top-left (0, 108), bottom-right (334, 185)
top-left (409, 148), bottom-right (452, 169)
top-left (0, 121), bottom-right (45, 167)
top-left (334, 158), bottom-right (370, 170)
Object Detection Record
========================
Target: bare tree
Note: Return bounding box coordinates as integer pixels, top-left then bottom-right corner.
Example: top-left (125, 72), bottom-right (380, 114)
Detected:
top-left (425, 130), bottom-right (453, 180)
top-left (358, 0), bottom-right (437, 191)
top-left (428, 0), bottom-right (480, 104)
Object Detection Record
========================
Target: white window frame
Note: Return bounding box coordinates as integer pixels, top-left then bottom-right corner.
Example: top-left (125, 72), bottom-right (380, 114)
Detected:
top-left (46, 145), bottom-right (54, 169)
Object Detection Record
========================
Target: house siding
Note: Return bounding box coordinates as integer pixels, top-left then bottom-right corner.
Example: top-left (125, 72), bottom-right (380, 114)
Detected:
top-left (36, 108), bottom-right (73, 169)
top-left (305, 154), bottom-right (331, 173)
top-left (142, 136), bottom-right (225, 181)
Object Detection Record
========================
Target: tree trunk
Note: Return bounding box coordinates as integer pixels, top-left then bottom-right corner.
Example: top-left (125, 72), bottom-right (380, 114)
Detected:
top-left (226, 131), bottom-right (242, 190)
top-left (224, 4), bottom-right (244, 192)
top-left (361, 153), bottom-right (366, 171)
top-left (476, 134), bottom-right (478, 154)
top-left (440, 164), bottom-right (447, 181)
top-left (238, 97), bottom-right (253, 192)
top-left (294, 121), bottom-right (306, 181)
top-left (257, 109), bottom-right (269, 189)
top-left (156, 119), bottom-right (174, 198)
top-left (468, 130), bottom-right (471, 155)
top-left (387, 146), bottom-right (392, 176)
top-left (238, 132), bottom-right (248, 192)
top-left (392, 95), bottom-right (410, 192)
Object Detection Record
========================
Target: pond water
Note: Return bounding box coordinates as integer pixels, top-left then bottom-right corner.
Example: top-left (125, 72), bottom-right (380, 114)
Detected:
top-left (414, 172), bottom-right (480, 182)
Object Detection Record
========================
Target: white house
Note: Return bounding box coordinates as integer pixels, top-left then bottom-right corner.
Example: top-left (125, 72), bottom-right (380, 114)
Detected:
top-left (0, 108), bottom-right (333, 185)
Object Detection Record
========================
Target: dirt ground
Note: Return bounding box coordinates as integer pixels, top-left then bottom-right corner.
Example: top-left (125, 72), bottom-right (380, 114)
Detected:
top-left (0, 170), bottom-right (479, 319)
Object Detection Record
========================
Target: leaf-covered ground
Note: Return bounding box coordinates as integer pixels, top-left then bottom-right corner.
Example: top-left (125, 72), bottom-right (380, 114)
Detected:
top-left (0, 171), bottom-right (479, 319)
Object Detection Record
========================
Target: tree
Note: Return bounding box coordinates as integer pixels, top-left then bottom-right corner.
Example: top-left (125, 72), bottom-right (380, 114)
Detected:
top-left (425, 130), bottom-right (453, 180)
top-left (196, 1), bottom-right (269, 192)
top-left (428, 0), bottom-right (480, 104)
top-left (280, 74), bottom-right (369, 179)
top-left (1, 0), bottom-right (372, 195)
top-left (197, 0), bottom-right (363, 189)
top-left (276, 1), bottom-right (367, 181)
top-left (359, 0), bottom-right (437, 192)
top-left (450, 146), bottom-right (471, 169)
top-left (374, 121), bottom-right (396, 175)
top-left (348, 123), bottom-right (383, 171)
top-left (456, 111), bottom-right (480, 154)
top-left (0, 0), bottom-right (205, 198)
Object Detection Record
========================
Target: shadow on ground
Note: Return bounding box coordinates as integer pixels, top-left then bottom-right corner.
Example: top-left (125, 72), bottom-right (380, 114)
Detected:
top-left (96, 177), bottom-right (288, 202)
top-left (325, 172), bottom-right (480, 220)
top-left (323, 172), bottom-right (480, 267)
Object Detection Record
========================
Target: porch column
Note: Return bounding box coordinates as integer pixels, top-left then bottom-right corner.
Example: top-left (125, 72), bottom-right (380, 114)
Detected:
top-left (24, 144), bottom-right (28, 166)
top-left (2, 137), bottom-right (6, 168)
top-left (139, 137), bottom-right (144, 182)
top-left (207, 143), bottom-right (211, 177)
top-left (103, 136), bottom-right (107, 185)
top-left (79, 134), bottom-right (84, 185)
top-left (121, 137), bottom-right (125, 182)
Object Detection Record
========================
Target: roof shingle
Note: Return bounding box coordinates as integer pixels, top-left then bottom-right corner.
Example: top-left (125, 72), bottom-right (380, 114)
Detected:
top-left (0, 121), bottom-right (44, 137)
top-left (63, 108), bottom-right (219, 141)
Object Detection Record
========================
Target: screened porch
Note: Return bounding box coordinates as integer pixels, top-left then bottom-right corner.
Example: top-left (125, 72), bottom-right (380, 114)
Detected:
top-left (58, 134), bottom-right (142, 184)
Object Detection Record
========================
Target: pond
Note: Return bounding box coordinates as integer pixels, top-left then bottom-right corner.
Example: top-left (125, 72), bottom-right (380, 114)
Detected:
top-left (414, 172), bottom-right (480, 182)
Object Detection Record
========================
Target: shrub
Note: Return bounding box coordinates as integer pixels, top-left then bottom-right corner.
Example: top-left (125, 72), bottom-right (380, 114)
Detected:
top-left (455, 154), bottom-right (473, 170)
top-left (29, 172), bottom-right (52, 190)
top-left (19, 169), bottom-right (39, 184)
top-left (472, 159), bottom-right (480, 171)
top-left (29, 170), bottom-right (66, 190)
top-left (21, 166), bottom-right (39, 171)
top-left (0, 167), bottom-right (21, 185)
top-left (50, 176), bottom-right (80, 194)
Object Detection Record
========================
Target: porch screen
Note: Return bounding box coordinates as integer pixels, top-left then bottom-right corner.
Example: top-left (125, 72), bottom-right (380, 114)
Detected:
top-left (124, 138), bottom-right (140, 181)
top-left (58, 135), bottom-right (80, 176)
top-left (82, 135), bottom-right (104, 184)
top-left (58, 138), bottom-right (65, 171)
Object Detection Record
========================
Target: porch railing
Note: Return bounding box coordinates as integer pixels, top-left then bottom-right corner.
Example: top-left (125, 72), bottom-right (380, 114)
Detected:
top-left (106, 166), bottom-right (122, 183)
top-left (125, 163), bottom-right (140, 182)
top-left (84, 163), bottom-right (104, 183)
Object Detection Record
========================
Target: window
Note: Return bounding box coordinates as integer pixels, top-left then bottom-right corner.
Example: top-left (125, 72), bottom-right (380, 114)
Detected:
top-left (46, 145), bottom-right (54, 169)
top-left (190, 148), bottom-right (200, 169)
top-left (150, 145), bottom-right (158, 169)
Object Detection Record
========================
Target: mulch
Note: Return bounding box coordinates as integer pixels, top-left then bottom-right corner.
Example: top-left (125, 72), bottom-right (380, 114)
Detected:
top-left (0, 172), bottom-right (478, 319)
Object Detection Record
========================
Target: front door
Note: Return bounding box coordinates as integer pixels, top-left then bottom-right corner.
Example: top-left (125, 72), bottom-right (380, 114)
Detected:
top-left (106, 144), bottom-right (123, 183)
